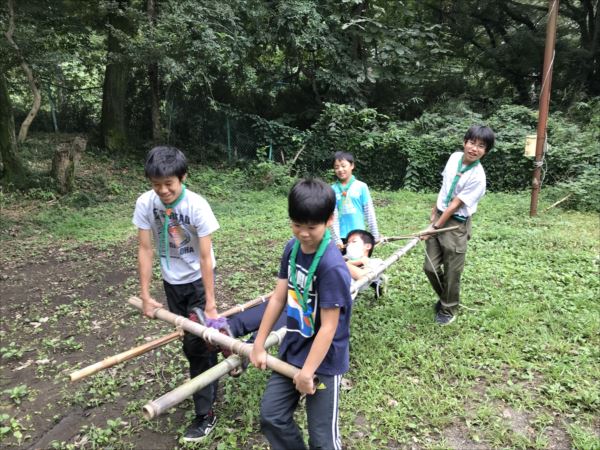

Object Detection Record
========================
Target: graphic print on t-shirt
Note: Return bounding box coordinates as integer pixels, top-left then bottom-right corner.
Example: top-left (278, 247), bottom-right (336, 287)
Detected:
top-left (286, 267), bottom-right (316, 338)
top-left (155, 209), bottom-right (196, 261)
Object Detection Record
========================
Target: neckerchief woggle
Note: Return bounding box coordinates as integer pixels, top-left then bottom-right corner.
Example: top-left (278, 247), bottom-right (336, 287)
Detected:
top-left (289, 228), bottom-right (331, 333)
top-left (161, 185), bottom-right (186, 269)
top-left (444, 156), bottom-right (479, 207)
top-left (335, 175), bottom-right (355, 211)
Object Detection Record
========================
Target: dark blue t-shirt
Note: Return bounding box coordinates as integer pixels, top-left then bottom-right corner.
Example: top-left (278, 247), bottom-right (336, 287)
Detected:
top-left (277, 238), bottom-right (353, 376)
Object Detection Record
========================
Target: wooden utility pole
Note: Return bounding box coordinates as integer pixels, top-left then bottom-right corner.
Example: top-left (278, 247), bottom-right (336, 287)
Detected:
top-left (530, 0), bottom-right (559, 216)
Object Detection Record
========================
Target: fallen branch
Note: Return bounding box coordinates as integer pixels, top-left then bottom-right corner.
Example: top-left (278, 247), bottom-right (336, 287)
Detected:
top-left (542, 193), bottom-right (572, 213)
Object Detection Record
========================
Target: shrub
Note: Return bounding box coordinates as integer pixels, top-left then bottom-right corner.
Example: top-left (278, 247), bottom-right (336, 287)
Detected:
top-left (245, 159), bottom-right (295, 194)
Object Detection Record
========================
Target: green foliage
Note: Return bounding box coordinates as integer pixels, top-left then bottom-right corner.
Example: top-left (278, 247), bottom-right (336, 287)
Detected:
top-left (245, 159), bottom-right (295, 194)
top-left (0, 342), bottom-right (27, 360)
top-left (547, 98), bottom-right (600, 212)
top-left (3, 385), bottom-right (30, 405)
top-left (0, 414), bottom-right (25, 445)
top-left (283, 100), bottom-right (600, 213)
top-left (76, 418), bottom-right (133, 450)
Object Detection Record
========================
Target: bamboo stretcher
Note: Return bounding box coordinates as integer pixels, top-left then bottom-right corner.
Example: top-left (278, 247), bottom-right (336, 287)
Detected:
top-left (72, 227), bottom-right (448, 418)
top-left (142, 236), bottom-right (425, 417)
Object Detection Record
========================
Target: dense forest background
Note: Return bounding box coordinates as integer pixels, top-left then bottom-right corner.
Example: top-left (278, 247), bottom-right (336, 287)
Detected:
top-left (1, 0), bottom-right (599, 210)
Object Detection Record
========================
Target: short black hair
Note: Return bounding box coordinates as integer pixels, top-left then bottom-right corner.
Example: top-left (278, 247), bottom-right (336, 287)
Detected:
top-left (346, 229), bottom-right (375, 257)
top-left (144, 146), bottom-right (188, 180)
top-left (464, 125), bottom-right (495, 152)
top-left (332, 151), bottom-right (354, 166)
top-left (288, 178), bottom-right (335, 224)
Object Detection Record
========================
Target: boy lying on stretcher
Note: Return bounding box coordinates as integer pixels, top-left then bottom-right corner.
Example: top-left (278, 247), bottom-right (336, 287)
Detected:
top-left (197, 228), bottom-right (387, 352)
top-left (344, 229), bottom-right (388, 299)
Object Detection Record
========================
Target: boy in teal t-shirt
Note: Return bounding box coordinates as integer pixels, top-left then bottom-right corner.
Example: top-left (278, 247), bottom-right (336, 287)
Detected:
top-left (331, 151), bottom-right (380, 248)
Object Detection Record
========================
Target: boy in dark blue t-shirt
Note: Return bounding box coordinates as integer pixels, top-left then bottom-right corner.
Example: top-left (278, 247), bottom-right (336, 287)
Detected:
top-left (250, 178), bottom-right (353, 450)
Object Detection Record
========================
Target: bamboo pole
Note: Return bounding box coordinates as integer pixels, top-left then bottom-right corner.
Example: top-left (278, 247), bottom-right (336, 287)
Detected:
top-left (69, 329), bottom-right (183, 382)
top-left (142, 327), bottom-right (287, 419)
top-left (351, 237), bottom-right (420, 295)
top-left (72, 293), bottom-right (274, 381)
top-left (219, 291), bottom-right (273, 317)
top-left (128, 296), bottom-right (302, 380)
top-left (379, 225), bottom-right (459, 243)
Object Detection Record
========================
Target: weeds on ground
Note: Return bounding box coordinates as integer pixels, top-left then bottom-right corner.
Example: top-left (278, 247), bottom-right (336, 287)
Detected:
top-left (1, 142), bottom-right (598, 449)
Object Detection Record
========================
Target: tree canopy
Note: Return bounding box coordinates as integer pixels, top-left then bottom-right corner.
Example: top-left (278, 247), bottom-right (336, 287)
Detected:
top-left (1, 0), bottom-right (598, 204)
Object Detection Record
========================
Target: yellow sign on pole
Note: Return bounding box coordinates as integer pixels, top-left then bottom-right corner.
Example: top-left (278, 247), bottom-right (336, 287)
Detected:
top-left (524, 135), bottom-right (537, 157)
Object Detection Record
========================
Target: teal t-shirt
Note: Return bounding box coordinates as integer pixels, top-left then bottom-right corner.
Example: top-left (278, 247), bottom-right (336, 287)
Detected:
top-left (332, 179), bottom-right (371, 239)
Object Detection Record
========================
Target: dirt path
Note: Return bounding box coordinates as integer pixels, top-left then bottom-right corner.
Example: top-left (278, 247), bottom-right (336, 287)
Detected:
top-left (0, 237), bottom-right (239, 449)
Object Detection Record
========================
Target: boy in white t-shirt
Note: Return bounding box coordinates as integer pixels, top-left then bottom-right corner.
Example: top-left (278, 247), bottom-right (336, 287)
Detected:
top-left (423, 125), bottom-right (495, 325)
top-left (132, 146), bottom-right (219, 442)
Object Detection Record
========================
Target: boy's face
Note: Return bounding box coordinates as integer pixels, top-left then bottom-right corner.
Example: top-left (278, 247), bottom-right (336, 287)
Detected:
top-left (346, 234), bottom-right (372, 258)
top-left (333, 159), bottom-right (354, 183)
top-left (290, 217), bottom-right (333, 253)
top-left (462, 138), bottom-right (487, 165)
top-left (150, 175), bottom-right (186, 205)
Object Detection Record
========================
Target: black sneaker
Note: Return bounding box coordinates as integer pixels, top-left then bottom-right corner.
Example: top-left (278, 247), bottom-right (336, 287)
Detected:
top-left (371, 274), bottom-right (389, 299)
top-left (435, 310), bottom-right (455, 325)
top-left (183, 412), bottom-right (217, 442)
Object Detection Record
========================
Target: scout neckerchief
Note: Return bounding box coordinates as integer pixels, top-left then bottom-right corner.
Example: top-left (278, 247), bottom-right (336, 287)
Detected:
top-left (335, 175), bottom-right (355, 211)
top-left (161, 185), bottom-right (186, 269)
top-left (444, 156), bottom-right (479, 207)
top-left (289, 228), bottom-right (331, 333)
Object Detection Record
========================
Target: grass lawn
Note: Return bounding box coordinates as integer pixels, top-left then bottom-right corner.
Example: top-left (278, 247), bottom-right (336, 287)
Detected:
top-left (1, 142), bottom-right (598, 449)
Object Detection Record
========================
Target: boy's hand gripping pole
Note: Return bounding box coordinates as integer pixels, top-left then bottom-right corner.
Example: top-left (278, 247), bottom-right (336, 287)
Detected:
top-left (128, 296), bottom-right (316, 384)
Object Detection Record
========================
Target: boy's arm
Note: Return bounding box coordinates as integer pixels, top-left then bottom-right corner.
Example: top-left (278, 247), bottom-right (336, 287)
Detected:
top-left (137, 229), bottom-right (164, 318)
top-left (346, 259), bottom-right (369, 280)
top-left (363, 198), bottom-right (380, 241)
top-left (198, 234), bottom-right (218, 319)
top-left (331, 208), bottom-right (343, 248)
top-left (423, 197), bottom-right (463, 241)
top-left (294, 307), bottom-right (340, 395)
top-left (250, 278), bottom-right (288, 369)
top-left (433, 196), bottom-right (464, 228)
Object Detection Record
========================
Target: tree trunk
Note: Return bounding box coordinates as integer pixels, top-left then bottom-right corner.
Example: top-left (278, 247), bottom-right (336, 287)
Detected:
top-left (52, 136), bottom-right (86, 194)
top-left (148, 0), bottom-right (162, 143)
top-left (589, 1), bottom-right (600, 95)
top-left (4, 0), bottom-right (42, 143)
top-left (0, 70), bottom-right (27, 188)
top-left (100, 0), bottom-right (132, 152)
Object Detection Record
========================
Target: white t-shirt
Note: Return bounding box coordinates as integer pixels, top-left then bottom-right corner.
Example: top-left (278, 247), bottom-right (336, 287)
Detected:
top-left (133, 189), bottom-right (219, 285)
top-left (350, 257), bottom-right (384, 297)
top-left (436, 152), bottom-right (486, 218)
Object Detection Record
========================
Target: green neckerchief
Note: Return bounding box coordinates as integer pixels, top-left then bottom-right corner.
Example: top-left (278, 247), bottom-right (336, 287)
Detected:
top-left (444, 156), bottom-right (479, 207)
top-left (289, 228), bottom-right (331, 331)
top-left (335, 175), bottom-right (355, 210)
top-left (161, 184), bottom-right (186, 270)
